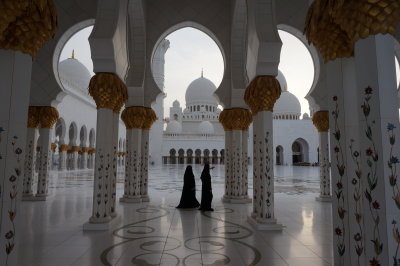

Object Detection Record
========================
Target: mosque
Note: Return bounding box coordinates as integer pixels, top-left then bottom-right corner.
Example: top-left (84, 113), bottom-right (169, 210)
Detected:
top-left (162, 71), bottom-right (318, 166)
top-left (0, 1), bottom-right (399, 266)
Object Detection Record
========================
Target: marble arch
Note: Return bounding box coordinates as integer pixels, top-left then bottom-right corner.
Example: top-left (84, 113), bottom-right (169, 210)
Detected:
top-left (68, 122), bottom-right (78, 146)
top-left (151, 22), bottom-right (226, 94)
top-left (79, 125), bottom-right (88, 147)
top-left (52, 19), bottom-right (95, 95)
top-left (55, 118), bottom-right (67, 143)
top-left (89, 128), bottom-right (96, 147)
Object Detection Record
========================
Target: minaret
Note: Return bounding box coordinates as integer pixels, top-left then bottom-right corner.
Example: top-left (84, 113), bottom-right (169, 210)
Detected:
top-left (149, 39), bottom-right (170, 165)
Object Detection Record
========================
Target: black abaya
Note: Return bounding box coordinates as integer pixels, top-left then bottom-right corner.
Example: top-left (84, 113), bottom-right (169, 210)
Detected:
top-left (199, 163), bottom-right (214, 211)
top-left (176, 166), bottom-right (200, 208)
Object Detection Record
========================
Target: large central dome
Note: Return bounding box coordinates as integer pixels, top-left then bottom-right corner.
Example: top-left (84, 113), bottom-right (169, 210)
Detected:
top-left (185, 76), bottom-right (218, 105)
top-left (59, 52), bottom-right (91, 92)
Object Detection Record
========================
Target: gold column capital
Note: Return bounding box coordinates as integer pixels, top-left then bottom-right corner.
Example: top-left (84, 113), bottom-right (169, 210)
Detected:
top-left (244, 76), bottom-right (281, 114)
top-left (0, 0), bottom-right (58, 58)
top-left (71, 146), bottom-right (80, 152)
top-left (36, 106), bottom-right (59, 128)
top-left (82, 147), bottom-right (89, 153)
top-left (88, 73), bottom-right (128, 110)
top-left (305, 0), bottom-right (400, 62)
top-left (121, 106), bottom-right (147, 129)
top-left (312, 111), bottom-right (329, 132)
top-left (50, 143), bottom-right (56, 152)
top-left (219, 108), bottom-right (252, 131)
top-left (59, 144), bottom-right (68, 152)
top-left (27, 106), bottom-right (40, 128)
top-left (142, 107), bottom-right (157, 130)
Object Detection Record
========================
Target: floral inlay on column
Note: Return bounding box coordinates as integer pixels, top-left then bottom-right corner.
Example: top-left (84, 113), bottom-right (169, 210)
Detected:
top-left (349, 139), bottom-right (364, 264)
top-left (332, 95), bottom-right (347, 259)
top-left (361, 86), bottom-right (382, 265)
top-left (5, 135), bottom-right (22, 265)
top-left (387, 122), bottom-right (400, 265)
top-left (264, 131), bottom-right (272, 219)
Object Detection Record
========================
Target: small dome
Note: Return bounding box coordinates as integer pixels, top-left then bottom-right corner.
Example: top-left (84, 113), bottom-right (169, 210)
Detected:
top-left (198, 121), bottom-right (214, 134)
top-left (302, 113), bottom-right (310, 120)
top-left (274, 91), bottom-right (301, 116)
top-left (166, 120), bottom-right (182, 134)
top-left (59, 56), bottom-right (91, 91)
top-left (276, 70), bottom-right (288, 92)
top-left (173, 100), bottom-right (180, 107)
top-left (185, 76), bottom-right (218, 105)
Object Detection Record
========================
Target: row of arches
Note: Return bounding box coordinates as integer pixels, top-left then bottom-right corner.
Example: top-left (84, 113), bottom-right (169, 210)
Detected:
top-left (164, 148), bottom-right (225, 164)
top-left (273, 114), bottom-right (300, 120)
top-left (55, 118), bottom-right (96, 148)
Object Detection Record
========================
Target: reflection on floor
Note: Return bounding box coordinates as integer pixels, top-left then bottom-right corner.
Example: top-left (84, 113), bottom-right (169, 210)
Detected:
top-left (18, 165), bottom-right (333, 266)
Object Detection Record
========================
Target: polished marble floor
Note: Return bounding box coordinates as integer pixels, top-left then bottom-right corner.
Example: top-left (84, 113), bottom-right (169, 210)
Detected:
top-left (18, 165), bottom-right (333, 266)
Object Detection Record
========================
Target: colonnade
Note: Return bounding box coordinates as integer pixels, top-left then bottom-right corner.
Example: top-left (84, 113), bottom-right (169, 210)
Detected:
top-left (22, 106), bottom-right (59, 200)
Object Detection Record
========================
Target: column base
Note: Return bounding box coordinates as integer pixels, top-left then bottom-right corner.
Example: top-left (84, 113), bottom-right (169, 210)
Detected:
top-left (83, 215), bottom-right (121, 231)
top-left (230, 197), bottom-right (252, 204)
top-left (221, 196), bottom-right (231, 203)
top-left (119, 196), bottom-right (142, 203)
top-left (141, 195), bottom-right (150, 202)
top-left (22, 194), bottom-right (36, 201)
top-left (33, 195), bottom-right (48, 201)
top-left (316, 195), bottom-right (332, 202)
top-left (247, 216), bottom-right (284, 231)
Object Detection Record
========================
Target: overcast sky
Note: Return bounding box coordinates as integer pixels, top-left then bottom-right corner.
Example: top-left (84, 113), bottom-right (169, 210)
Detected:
top-left (60, 26), bottom-right (400, 117)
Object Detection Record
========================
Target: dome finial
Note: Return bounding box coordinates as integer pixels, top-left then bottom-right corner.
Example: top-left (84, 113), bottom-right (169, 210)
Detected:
top-left (70, 49), bottom-right (76, 59)
top-left (201, 68), bottom-right (203, 78)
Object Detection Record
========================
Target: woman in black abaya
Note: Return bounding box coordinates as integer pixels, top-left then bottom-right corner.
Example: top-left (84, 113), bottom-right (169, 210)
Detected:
top-left (199, 163), bottom-right (214, 211)
top-left (176, 165), bottom-right (200, 208)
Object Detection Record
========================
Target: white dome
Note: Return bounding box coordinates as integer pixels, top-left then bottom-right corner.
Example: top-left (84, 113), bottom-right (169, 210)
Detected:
top-left (274, 91), bottom-right (301, 116)
top-left (173, 100), bottom-right (180, 107)
top-left (185, 76), bottom-right (218, 105)
top-left (166, 120), bottom-right (182, 134)
top-left (198, 121), bottom-right (214, 134)
top-left (59, 57), bottom-right (91, 91)
top-left (276, 70), bottom-right (288, 92)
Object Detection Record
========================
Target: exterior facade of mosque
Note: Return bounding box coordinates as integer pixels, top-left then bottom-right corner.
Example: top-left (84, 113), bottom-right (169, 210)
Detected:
top-left (161, 71), bottom-right (318, 166)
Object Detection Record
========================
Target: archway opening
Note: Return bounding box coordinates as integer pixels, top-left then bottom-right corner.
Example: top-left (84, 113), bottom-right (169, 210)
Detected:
top-left (292, 138), bottom-right (310, 165)
top-left (277, 27), bottom-right (316, 115)
top-left (152, 25), bottom-right (225, 165)
top-left (276, 146), bottom-right (284, 165)
top-left (57, 24), bottom-right (94, 99)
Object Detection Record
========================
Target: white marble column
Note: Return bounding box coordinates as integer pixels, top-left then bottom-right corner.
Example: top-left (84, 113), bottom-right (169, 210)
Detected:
top-left (109, 112), bottom-right (119, 216)
top-left (231, 130), bottom-right (242, 200)
top-left (23, 125), bottom-right (38, 200)
top-left (58, 144), bottom-right (68, 171)
top-left (222, 130), bottom-right (232, 202)
top-left (353, 34), bottom-right (400, 266)
top-left (312, 111), bottom-right (331, 201)
top-left (140, 129), bottom-right (150, 202)
top-left (245, 76), bottom-right (283, 230)
top-left (50, 143), bottom-right (56, 170)
top-left (86, 108), bottom-right (114, 227)
top-left (241, 130), bottom-right (250, 202)
top-left (121, 128), bottom-right (142, 202)
top-left (0, 49), bottom-right (32, 266)
top-left (70, 146), bottom-right (79, 170)
top-left (81, 148), bottom-right (89, 169)
top-left (36, 126), bottom-right (54, 200)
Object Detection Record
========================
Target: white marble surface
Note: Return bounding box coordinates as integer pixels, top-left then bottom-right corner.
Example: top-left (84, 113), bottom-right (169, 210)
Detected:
top-left (18, 165), bottom-right (333, 266)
